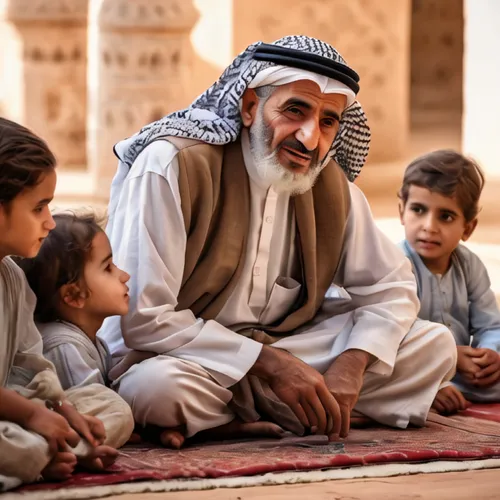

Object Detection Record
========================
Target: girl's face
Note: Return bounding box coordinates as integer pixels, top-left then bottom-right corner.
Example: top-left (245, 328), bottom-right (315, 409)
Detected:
top-left (0, 169), bottom-right (57, 260)
top-left (83, 231), bottom-right (130, 318)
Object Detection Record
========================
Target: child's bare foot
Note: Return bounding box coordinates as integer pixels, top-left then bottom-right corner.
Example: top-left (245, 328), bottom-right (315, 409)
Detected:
top-left (432, 386), bottom-right (471, 415)
top-left (41, 451), bottom-right (77, 481)
top-left (77, 445), bottom-right (118, 471)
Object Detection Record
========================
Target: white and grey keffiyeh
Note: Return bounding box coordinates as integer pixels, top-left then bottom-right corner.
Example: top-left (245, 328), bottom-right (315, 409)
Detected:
top-left (114, 35), bottom-right (371, 181)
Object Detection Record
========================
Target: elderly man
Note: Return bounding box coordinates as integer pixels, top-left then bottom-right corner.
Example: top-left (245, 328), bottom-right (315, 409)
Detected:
top-left (101, 35), bottom-right (456, 448)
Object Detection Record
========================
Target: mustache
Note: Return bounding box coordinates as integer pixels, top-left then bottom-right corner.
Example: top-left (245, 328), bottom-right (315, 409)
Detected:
top-left (280, 138), bottom-right (316, 157)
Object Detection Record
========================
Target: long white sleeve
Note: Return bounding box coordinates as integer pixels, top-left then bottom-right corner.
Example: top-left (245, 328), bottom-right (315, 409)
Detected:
top-left (43, 343), bottom-right (105, 390)
top-left (102, 141), bottom-right (262, 388)
top-left (325, 183), bottom-right (420, 375)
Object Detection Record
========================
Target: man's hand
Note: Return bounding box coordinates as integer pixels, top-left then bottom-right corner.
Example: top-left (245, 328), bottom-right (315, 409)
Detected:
top-left (432, 385), bottom-right (470, 415)
top-left (23, 406), bottom-right (81, 456)
top-left (323, 349), bottom-right (372, 438)
top-left (55, 402), bottom-right (106, 447)
top-left (250, 346), bottom-right (341, 437)
top-left (469, 348), bottom-right (500, 388)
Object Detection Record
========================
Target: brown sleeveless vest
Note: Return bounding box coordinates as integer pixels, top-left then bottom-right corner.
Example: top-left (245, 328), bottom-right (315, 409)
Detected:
top-left (168, 137), bottom-right (351, 336)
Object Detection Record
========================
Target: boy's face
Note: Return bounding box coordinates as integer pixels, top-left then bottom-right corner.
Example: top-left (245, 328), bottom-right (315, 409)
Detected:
top-left (82, 231), bottom-right (130, 318)
top-left (399, 185), bottom-right (476, 274)
top-left (0, 169), bottom-right (57, 259)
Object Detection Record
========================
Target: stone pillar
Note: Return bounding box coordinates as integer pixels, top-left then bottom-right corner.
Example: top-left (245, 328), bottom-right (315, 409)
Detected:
top-left (233, 0), bottom-right (411, 163)
top-left (411, 0), bottom-right (463, 127)
top-left (462, 0), bottom-right (500, 176)
top-left (87, 0), bottom-right (199, 199)
top-left (0, 0), bottom-right (88, 169)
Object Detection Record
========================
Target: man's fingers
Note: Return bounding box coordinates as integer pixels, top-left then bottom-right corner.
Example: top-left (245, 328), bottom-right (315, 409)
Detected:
top-left (300, 399), bottom-right (321, 434)
top-left (289, 402), bottom-right (312, 430)
top-left (317, 386), bottom-right (341, 437)
top-left (338, 403), bottom-right (350, 438)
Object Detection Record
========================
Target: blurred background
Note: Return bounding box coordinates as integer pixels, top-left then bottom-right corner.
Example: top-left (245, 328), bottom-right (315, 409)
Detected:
top-left (1, 0), bottom-right (499, 289)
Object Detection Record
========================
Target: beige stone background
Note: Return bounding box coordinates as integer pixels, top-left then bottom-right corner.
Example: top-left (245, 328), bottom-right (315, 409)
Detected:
top-left (1, 0), bottom-right (500, 292)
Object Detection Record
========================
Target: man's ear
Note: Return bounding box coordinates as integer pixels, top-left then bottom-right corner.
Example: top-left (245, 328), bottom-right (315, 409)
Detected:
top-left (241, 89), bottom-right (259, 127)
top-left (462, 218), bottom-right (478, 242)
top-left (60, 283), bottom-right (86, 309)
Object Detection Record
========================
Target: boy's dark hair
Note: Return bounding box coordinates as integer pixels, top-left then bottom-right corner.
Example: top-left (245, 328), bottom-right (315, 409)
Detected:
top-left (398, 150), bottom-right (485, 222)
top-left (0, 117), bottom-right (56, 205)
top-left (19, 212), bottom-right (103, 323)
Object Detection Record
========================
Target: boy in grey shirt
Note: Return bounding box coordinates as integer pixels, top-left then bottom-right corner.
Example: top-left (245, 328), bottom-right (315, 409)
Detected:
top-left (399, 150), bottom-right (500, 414)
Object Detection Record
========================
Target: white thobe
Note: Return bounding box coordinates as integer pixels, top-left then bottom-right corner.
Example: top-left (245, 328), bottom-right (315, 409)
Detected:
top-left (101, 132), bottom-right (456, 436)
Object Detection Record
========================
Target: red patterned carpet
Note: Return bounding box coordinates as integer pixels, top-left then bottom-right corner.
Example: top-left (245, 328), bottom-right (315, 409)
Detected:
top-left (17, 404), bottom-right (500, 493)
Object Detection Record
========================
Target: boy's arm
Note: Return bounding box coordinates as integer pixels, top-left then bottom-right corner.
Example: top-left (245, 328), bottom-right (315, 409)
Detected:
top-left (0, 386), bottom-right (42, 426)
top-left (466, 250), bottom-right (500, 351)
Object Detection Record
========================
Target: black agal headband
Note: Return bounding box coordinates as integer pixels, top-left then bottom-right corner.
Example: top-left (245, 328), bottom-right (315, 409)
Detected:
top-left (253, 43), bottom-right (360, 94)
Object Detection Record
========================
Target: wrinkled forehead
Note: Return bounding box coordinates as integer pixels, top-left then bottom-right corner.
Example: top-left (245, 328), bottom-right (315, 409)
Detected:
top-left (262, 79), bottom-right (348, 113)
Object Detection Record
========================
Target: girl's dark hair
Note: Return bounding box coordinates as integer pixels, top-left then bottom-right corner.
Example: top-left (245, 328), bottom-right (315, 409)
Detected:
top-left (19, 212), bottom-right (103, 323)
top-left (398, 150), bottom-right (485, 222)
top-left (0, 117), bottom-right (57, 204)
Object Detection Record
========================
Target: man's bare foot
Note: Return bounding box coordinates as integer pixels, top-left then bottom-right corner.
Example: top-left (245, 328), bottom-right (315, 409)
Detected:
top-left (159, 419), bottom-right (284, 449)
top-left (350, 415), bottom-right (374, 428)
top-left (159, 426), bottom-right (186, 449)
top-left (77, 445), bottom-right (118, 471)
top-left (197, 419), bottom-right (284, 442)
top-left (41, 451), bottom-right (77, 481)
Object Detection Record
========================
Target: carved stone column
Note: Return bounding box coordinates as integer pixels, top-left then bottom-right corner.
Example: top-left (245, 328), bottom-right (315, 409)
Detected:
top-left (87, 0), bottom-right (199, 200)
top-left (0, 0), bottom-right (88, 168)
top-left (233, 0), bottom-right (411, 163)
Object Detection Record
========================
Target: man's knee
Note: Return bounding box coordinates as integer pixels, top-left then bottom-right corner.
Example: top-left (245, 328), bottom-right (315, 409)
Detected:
top-left (117, 356), bottom-right (224, 427)
top-left (408, 320), bottom-right (457, 369)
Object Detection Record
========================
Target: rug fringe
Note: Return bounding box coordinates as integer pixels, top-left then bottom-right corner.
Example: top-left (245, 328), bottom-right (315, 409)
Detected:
top-left (5, 459), bottom-right (500, 500)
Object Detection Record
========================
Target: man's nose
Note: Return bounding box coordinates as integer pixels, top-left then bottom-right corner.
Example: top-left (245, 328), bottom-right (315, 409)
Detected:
top-left (296, 119), bottom-right (320, 152)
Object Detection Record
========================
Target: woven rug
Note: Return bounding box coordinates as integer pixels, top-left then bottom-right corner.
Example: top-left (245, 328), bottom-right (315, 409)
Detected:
top-left (9, 404), bottom-right (500, 499)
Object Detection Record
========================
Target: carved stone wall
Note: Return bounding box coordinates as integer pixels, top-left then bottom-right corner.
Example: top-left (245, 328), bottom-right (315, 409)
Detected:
top-left (411, 0), bottom-right (463, 126)
top-left (233, 0), bottom-right (411, 163)
top-left (0, 0), bottom-right (88, 168)
top-left (88, 0), bottom-right (199, 199)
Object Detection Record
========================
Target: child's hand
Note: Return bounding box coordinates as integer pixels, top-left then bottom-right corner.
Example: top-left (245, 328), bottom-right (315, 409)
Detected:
top-left (432, 385), bottom-right (470, 415)
top-left (457, 346), bottom-right (482, 379)
top-left (470, 348), bottom-right (500, 388)
top-left (82, 415), bottom-right (106, 446)
top-left (55, 402), bottom-right (106, 447)
top-left (24, 406), bottom-right (80, 455)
